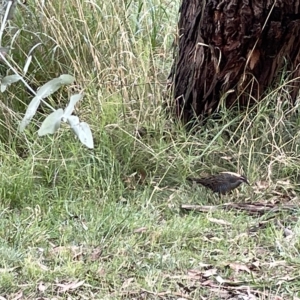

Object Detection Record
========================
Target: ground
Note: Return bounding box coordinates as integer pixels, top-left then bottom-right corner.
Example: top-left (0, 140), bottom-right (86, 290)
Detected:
top-left (0, 0), bottom-right (300, 299)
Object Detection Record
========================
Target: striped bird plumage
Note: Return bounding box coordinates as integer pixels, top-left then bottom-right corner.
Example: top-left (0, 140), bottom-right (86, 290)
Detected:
top-left (187, 172), bottom-right (249, 195)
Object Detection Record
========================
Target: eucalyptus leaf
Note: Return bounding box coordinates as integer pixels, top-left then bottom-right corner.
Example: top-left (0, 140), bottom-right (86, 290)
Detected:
top-left (5, 0), bottom-right (18, 20)
top-left (38, 108), bottom-right (64, 136)
top-left (1, 74), bottom-right (21, 92)
top-left (19, 96), bottom-right (42, 131)
top-left (67, 116), bottom-right (94, 149)
top-left (59, 74), bottom-right (75, 84)
top-left (35, 78), bottom-right (62, 99)
top-left (23, 55), bottom-right (32, 75)
top-left (67, 115), bottom-right (79, 127)
top-left (35, 74), bottom-right (75, 100)
top-left (63, 93), bottom-right (84, 118)
top-left (20, 74), bottom-right (75, 131)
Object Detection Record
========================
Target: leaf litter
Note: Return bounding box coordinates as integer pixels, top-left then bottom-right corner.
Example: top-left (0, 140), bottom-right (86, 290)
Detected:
top-left (55, 280), bottom-right (85, 293)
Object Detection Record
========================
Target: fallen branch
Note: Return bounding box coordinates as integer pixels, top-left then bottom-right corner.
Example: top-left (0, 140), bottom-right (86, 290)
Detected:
top-left (180, 202), bottom-right (298, 215)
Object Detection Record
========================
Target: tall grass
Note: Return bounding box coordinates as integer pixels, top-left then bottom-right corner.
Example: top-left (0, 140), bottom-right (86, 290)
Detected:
top-left (0, 0), bottom-right (300, 298)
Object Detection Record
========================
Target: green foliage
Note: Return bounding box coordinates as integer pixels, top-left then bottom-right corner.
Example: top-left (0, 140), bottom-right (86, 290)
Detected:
top-left (0, 0), bottom-right (299, 298)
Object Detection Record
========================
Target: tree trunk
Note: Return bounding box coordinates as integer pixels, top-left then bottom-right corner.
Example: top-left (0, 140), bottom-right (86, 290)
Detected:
top-left (170, 0), bottom-right (300, 123)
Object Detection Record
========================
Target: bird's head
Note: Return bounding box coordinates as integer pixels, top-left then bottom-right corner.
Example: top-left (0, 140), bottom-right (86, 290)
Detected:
top-left (239, 175), bottom-right (250, 185)
top-left (222, 172), bottom-right (250, 185)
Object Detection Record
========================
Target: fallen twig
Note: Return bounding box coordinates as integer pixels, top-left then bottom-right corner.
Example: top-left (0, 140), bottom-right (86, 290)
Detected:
top-left (180, 202), bottom-right (298, 215)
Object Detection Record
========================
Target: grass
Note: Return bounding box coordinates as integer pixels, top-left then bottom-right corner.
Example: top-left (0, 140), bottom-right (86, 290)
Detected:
top-left (0, 0), bottom-right (300, 299)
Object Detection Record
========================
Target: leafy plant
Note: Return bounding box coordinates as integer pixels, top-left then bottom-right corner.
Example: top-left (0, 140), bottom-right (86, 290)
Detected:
top-left (0, 0), bottom-right (94, 149)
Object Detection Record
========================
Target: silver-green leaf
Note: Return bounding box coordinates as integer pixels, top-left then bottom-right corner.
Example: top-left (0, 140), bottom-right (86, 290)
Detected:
top-left (38, 108), bottom-right (64, 136)
top-left (20, 74), bottom-right (75, 131)
top-left (67, 116), bottom-right (94, 149)
top-left (19, 96), bottom-right (42, 131)
top-left (63, 93), bottom-right (84, 119)
top-left (1, 74), bottom-right (21, 92)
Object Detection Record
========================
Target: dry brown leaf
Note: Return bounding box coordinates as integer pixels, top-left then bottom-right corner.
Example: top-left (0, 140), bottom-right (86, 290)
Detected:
top-left (207, 217), bottom-right (232, 226)
top-left (220, 156), bottom-right (233, 161)
top-left (37, 262), bottom-right (49, 271)
top-left (251, 260), bottom-right (260, 269)
top-left (73, 250), bottom-right (84, 261)
top-left (277, 180), bottom-right (291, 186)
top-left (90, 247), bottom-right (102, 261)
top-left (137, 169), bottom-right (147, 184)
top-left (198, 262), bottom-right (213, 268)
top-left (133, 227), bottom-right (147, 233)
top-left (121, 277), bottom-right (135, 289)
top-left (187, 269), bottom-right (202, 278)
top-left (56, 280), bottom-right (85, 293)
top-left (283, 227), bottom-right (294, 238)
top-left (208, 287), bottom-right (231, 298)
top-left (255, 180), bottom-right (270, 191)
top-left (123, 173), bottom-right (137, 190)
top-left (51, 245), bottom-right (80, 254)
top-left (267, 260), bottom-right (286, 268)
top-left (202, 235), bottom-right (222, 242)
top-left (201, 279), bottom-right (215, 286)
top-left (202, 268), bottom-right (218, 278)
top-left (215, 275), bottom-right (225, 284)
top-left (228, 262), bottom-right (251, 274)
top-left (38, 282), bottom-right (47, 292)
top-left (248, 49), bottom-right (260, 70)
top-left (123, 170), bottom-right (147, 188)
top-left (231, 233), bottom-right (248, 241)
top-left (215, 275), bottom-right (246, 286)
top-left (51, 245), bottom-right (84, 261)
top-left (81, 221), bottom-right (88, 230)
top-left (97, 267), bottom-right (106, 276)
top-left (186, 268), bottom-right (217, 279)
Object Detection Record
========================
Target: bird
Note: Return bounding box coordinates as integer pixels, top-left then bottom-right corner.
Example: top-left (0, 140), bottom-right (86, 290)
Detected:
top-left (187, 172), bottom-right (249, 196)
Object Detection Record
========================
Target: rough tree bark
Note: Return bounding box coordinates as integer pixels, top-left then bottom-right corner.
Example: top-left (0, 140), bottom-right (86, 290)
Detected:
top-left (170, 0), bottom-right (300, 123)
